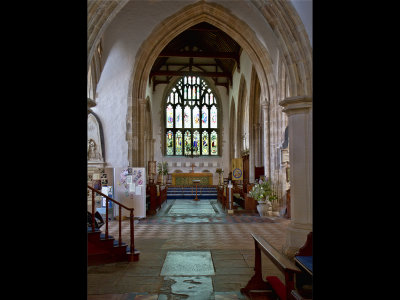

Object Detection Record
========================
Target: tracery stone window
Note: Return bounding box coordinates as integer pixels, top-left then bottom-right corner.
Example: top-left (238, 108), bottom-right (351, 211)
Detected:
top-left (165, 76), bottom-right (219, 156)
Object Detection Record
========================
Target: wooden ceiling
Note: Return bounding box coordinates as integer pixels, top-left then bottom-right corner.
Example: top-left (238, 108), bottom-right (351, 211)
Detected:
top-left (150, 22), bottom-right (242, 92)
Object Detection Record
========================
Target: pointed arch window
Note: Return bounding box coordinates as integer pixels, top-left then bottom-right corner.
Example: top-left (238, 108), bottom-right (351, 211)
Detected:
top-left (165, 76), bottom-right (219, 156)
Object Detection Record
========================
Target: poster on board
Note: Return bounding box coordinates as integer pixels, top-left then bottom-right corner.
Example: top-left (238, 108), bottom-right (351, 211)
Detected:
top-left (114, 167), bottom-right (146, 218)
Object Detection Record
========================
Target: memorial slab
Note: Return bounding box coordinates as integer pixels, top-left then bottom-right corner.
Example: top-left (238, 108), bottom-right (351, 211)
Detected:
top-left (160, 251), bottom-right (215, 276)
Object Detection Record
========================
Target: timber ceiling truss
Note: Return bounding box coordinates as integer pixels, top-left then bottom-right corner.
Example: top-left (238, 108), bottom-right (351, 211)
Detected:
top-left (150, 22), bottom-right (242, 93)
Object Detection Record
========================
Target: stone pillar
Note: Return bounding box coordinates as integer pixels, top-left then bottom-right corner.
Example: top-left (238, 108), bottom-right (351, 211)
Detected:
top-left (261, 102), bottom-right (271, 179)
top-left (138, 99), bottom-right (146, 167)
top-left (279, 96), bottom-right (312, 258)
top-left (254, 123), bottom-right (262, 167)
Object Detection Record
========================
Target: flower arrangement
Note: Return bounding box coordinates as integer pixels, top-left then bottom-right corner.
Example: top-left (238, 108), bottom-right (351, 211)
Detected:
top-left (249, 178), bottom-right (272, 202)
top-left (157, 161), bottom-right (169, 175)
top-left (215, 168), bottom-right (224, 174)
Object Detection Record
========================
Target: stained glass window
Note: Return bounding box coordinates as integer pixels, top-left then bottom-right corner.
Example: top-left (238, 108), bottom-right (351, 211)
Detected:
top-left (193, 106), bottom-right (200, 128)
top-left (202, 131), bottom-right (209, 155)
top-left (175, 105), bottom-right (182, 128)
top-left (166, 131), bottom-right (174, 155)
top-left (184, 106), bottom-right (191, 128)
top-left (184, 131), bottom-right (191, 154)
top-left (201, 105), bottom-right (208, 128)
top-left (166, 105), bottom-right (173, 128)
top-left (176, 131), bottom-right (183, 155)
top-left (210, 105), bottom-right (217, 128)
top-left (210, 131), bottom-right (218, 155)
top-left (193, 131), bottom-right (200, 155)
top-left (165, 76), bottom-right (219, 156)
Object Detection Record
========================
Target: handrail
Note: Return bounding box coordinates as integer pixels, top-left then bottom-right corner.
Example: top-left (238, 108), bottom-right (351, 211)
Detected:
top-left (88, 185), bottom-right (136, 261)
top-left (88, 186), bottom-right (133, 211)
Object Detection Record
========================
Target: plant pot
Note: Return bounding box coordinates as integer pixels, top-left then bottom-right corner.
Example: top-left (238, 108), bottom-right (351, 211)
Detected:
top-left (257, 200), bottom-right (272, 217)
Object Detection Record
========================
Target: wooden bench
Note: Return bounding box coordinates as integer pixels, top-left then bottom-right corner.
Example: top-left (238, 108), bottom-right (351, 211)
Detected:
top-left (241, 233), bottom-right (301, 300)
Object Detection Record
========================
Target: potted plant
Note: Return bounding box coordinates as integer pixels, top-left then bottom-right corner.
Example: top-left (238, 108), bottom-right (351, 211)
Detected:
top-left (157, 161), bottom-right (169, 185)
top-left (216, 168), bottom-right (224, 185)
top-left (249, 179), bottom-right (273, 216)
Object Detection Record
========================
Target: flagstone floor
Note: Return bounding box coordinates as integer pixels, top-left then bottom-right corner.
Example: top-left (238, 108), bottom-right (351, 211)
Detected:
top-left (87, 198), bottom-right (290, 299)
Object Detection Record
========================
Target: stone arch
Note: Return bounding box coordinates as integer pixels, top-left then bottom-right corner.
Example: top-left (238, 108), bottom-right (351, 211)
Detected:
top-left (127, 1), bottom-right (278, 166)
top-left (87, 0), bottom-right (130, 68)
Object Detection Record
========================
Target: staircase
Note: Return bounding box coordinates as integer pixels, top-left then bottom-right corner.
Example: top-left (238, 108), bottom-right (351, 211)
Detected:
top-left (167, 186), bottom-right (218, 200)
top-left (88, 227), bottom-right (140, 266)
top-left (88, 185), bottom-right (140, 266)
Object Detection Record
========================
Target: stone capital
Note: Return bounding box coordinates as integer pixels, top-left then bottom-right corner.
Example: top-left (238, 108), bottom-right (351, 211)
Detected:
top-left (279, 96), bottom-right (312, 115)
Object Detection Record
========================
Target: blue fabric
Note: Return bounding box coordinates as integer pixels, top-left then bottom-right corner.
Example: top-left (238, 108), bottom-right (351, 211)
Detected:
top-left (296, 256), bottom-right (313, 273)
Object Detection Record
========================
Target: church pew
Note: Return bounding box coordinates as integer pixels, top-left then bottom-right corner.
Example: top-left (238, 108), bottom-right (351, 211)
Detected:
top-left (159, 186), bottom-right (167, 206)
top-left (232, 184), bottom-right (245, 209)
top-left (146, 183), bottom-right (158, 215)
top-left (241, 233), bottom-right (301, 300)
top-left (294, 232), bottom-right (312, 299)
top-left (217, 185), bottom-right (225, 208)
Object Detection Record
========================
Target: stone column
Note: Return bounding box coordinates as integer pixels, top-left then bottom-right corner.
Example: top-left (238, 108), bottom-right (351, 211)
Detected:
top-left (261, 102), bottom-right (271, 179)
top-left (253, 123), bottom-right (262, 167)
top-left (138, 99), bottom-right (146, 167)
top-left (279, 96), bottom-right (312, 258)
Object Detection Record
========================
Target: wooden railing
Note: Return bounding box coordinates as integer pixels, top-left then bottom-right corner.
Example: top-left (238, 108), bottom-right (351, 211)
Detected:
top-left (88, 185), bottom-right (136, 259)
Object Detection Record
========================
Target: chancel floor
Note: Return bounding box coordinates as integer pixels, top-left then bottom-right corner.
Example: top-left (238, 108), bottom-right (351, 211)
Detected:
top-left (87, 198), bottom-right (290, 299)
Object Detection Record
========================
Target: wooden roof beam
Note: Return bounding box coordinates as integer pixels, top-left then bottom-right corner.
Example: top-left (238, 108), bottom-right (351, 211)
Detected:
top-left (150, 70), bottom-right (232, 81)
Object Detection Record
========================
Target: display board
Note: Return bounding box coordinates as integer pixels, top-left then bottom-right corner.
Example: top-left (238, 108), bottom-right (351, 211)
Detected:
top-left (114, 167), bottom-right (146, 218)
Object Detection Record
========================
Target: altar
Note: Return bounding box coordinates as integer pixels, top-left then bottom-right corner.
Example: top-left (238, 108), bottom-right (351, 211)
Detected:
top-left (171, 172), bottom-right (213, 186)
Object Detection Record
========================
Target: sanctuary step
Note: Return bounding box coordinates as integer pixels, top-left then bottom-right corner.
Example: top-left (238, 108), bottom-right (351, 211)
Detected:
top-left (167, 187), bottom-right (218, 200)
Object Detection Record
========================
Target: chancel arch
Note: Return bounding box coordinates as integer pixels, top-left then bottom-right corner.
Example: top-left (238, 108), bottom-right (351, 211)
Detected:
top-left (127, 1), bottom-right (279, 167)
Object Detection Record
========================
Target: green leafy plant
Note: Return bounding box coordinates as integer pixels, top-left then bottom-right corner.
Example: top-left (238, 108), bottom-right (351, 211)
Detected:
top-left (269, 193), bottom-right (278, 203)
top-left (249, 179), bottom-right (272, 202)
top-left (216, 168), bottom-right (224, 174)
top-left (157, 161), bottom-right (169, 175)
